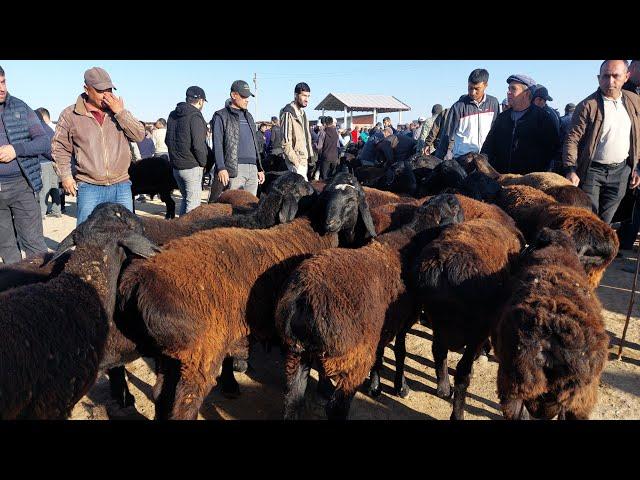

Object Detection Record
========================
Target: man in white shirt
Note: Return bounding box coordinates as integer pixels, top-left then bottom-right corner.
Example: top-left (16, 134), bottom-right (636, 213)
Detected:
top-left (563, 60), bottom-right (640, 224)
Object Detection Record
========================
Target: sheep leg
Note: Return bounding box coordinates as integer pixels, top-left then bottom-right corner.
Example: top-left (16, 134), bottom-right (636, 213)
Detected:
top-left (500, 398), bottom-right (530, 420)
top-left (152, 357), bottom-right (165, 403)
top-left (393, 331), bottom-right (411, 398)
top-left (171, 366), bottom-right (216, 420)
top-left (159, 191), bottom-right (176, 219)
top-left (218, 356), bottom-right (241, 398)
top-left (432, 332), bottom-right (452, 399)
top-left (107, 366), bottom-right (135, 408)
top-left (557, 407), bottom-right (566, 420)
top-left (450, 341), bottom-right (483, 421)
top-left (367, 344), bottom-right (385, 398)
top-left (283, 351), bottom-right (311, 420)
top-left (325, 388), bottom-right (356, 421)
top-left (154, 357), bottom-right (181, 420)
top-left (316, 373), bottom-right (336, 400)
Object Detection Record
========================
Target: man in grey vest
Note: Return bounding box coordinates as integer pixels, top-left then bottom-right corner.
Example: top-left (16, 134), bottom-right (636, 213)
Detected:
top-left (0, 65), bottom-right (50, 264)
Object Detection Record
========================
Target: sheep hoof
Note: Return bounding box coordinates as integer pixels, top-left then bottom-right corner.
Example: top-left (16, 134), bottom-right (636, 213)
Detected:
top-left (395, 384), bottom-right (411, 399)
top-left (436, 384), bottom-right (453, 399)
top-left (120, 391), bottom-right (136, 408)
top-left (368, 384), bottom-right (382, 398)
top-left (232, 359), bottom-right (248, 373)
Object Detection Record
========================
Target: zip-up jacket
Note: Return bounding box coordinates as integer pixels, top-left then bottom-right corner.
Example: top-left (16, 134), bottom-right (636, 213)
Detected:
top-left (280, 102), bottom-right (315, 168)
top-left (441, 94), bottom-right (499, 157)
top-left (52, 94), bottom-right (145, 185)
top-left (166, 102), bottom-right (209, 170)
top-left (481, 105), bottom-right (560, 175)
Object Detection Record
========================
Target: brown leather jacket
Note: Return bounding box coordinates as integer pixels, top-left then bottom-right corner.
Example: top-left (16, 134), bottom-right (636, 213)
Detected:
top-left (52, 94), bottom-right (145, 185)
top-left (563, 89), bottom-right (640, 180)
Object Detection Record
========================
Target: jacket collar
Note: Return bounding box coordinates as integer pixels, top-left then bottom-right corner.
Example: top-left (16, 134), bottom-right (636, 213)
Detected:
top-left (283, 102), bottom-right (306, 122)
top-left (74, 94), bottom-right (99, 117)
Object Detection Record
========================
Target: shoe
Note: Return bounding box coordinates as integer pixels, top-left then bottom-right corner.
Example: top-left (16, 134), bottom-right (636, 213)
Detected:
top-left (47, 212), bottom-right (62, 218)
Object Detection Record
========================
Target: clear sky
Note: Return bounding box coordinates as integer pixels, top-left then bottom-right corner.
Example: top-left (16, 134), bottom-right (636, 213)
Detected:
top-left (0, 60), bottom-right (606, 125)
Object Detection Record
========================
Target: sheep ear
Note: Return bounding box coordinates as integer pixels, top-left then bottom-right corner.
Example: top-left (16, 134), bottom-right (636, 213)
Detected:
top-left (357, 192), bottom-right (377, 239)
top-left (48, 232), bottom-right (76, 263)
top-left (278, 193), bottom-right (299, 224)
top-left (119, 232), bottom-right (162, 259)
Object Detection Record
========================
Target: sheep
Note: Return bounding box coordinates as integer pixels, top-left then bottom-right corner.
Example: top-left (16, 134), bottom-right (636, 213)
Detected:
top-left (139, 172), bottom-right (314, 246)
top-left (492, 228), bottom-right (609, 420)
top-left (495, 185), bottom-right (618, 288)
top-left (414, 217), bottom-right (525, 420)
top-left (497, 171), bottom-right (573, 190)
top-left (0, 203), bottom-right (159, 419)
top-left (0, 251), bottom-right (71, 293)
top-left (116, 172), bottom-right (378, 419)
top-left (129, 156), bottom-right (178, 219)
top-left (544, 185), bottom-right (593, 211)
top-left (416, 159), bottom-right (468, 197)
top-left (275, 194), bottom-right (465, 420)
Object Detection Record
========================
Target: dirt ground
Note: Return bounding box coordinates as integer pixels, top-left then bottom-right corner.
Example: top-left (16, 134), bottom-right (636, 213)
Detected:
top-left (39, 192), bottom-right (640, 420)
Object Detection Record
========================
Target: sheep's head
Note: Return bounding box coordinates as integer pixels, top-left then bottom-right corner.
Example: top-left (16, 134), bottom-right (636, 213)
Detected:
top-left (382, 161), bottom-right (417, 195)
top-left (258, 172), bottom-right (316, 224)
top-left (321, 172), bottom-right (376, 245)
top-left (422, 159), bottom-right (468, 195)
top-left (411, 193), bottom-right (464, 232)
top-left (459, 171), bottom-right (502, 201)
top-left (455, 152), bottom-right (500, 178)
top-left (49, 203), bottom-right (161, 264)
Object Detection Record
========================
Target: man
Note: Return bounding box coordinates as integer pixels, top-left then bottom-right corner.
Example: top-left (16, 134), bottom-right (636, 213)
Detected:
top-left (212, 80), bottom-right (264, 198)
top-left (165, 86), bottom-right (209, 215)
top-left (415, 117), bottom-right (426, 141)
top-left (0, 65), bottom-right (50, 264)
top-left (439, 68), bottom-right (500, 160)
top-left (351, 126), bottom-right (360, 144)
top-left (425, 107), bottom-right (450, 156)
top-left (256, 123), bottom-right (268, 163)
top-left (559, 103), bottom-right (575, 145)
top-left (376, 127), bottom-right (417, 166)
top-left (383, 116), bottom-right (397, 135)
top-left (34, 107), bottom-right (61, 218)
top-left (52, 67), bottom-right (145, 226)
top-left (281, 82), bottom-right (315, 179)
top-left (357, 129), bottom-right (385, 166)
top-left (563, 60), bottom-right (640, 224)
top-left (532, 84), bottom-right (561, 133)
top-left (623, 60), bottom-right (640, 95)
top-left (265, 115), bottom-right (285, 171)
top-left (416, 104), bottom-right (442, 154)
top-left (316, 116), bottom-right (341, 180)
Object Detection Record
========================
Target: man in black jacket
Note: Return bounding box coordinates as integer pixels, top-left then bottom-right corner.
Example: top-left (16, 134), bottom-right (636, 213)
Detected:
top-left (211, 80), bottom-right (264, 197)
top-left (481, 74), bottom-right (560, 175)
top-left (166, 85), bottom-right (209, 215)
top-left (317, 116), bottom-right (340, 180)
top-left (375, 128), bottom-right (417, 166)
top-left (264, 115), bottom-right (285, 171)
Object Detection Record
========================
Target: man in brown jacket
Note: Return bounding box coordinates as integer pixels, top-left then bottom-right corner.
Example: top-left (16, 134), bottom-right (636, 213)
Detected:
top-left (563, 60), bottom-right (640, 224)
top-left (280, 82), bottom-right (315, 179)
top-left (52, 67), bottom-right (145, 225)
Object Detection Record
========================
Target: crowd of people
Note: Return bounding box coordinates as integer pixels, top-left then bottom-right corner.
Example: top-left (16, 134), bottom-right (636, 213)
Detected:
top-left (1, 60), bottom-right (640, 266)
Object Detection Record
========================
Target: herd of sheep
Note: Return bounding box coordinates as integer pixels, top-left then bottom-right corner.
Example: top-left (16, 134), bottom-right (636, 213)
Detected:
top-left (0, 152), bottom-right (618, 420)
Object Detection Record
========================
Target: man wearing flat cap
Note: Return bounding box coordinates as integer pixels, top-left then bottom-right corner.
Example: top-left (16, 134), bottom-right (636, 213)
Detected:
top-left (52, 66), bottom-right (145, 225)
top-left (480, 73), bottom-right (560, 175)
top-left (165, 85), bottom-right (210, 215)
top-left (210, 80), bottom-right (264, 200)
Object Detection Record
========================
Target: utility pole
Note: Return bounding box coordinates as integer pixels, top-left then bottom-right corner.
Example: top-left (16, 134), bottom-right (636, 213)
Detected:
top-left (253, 73), bottom-right (258, 121)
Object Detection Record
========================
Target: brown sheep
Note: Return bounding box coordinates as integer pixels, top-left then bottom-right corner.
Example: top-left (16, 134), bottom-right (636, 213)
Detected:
top-left (275, 194), bottom-right (465, 419)
top-left (414, 218), bottom-right (525, 420)
top-left (544, 185), bottom-right (593, 211)
top-left (117, 173), bottom-right (378, 419)
top-left (498, 171), bottom-right (573, 190)
top-left (492, 228), bottom-right (609, 420)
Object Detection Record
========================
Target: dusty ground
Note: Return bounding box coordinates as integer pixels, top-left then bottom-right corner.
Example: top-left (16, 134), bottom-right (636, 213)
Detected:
top-left (39, 192), bottom-right (640, 420)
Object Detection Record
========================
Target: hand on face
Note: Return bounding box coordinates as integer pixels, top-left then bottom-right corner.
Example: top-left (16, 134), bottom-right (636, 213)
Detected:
top-left (102, 92), bottom-right (124, 114)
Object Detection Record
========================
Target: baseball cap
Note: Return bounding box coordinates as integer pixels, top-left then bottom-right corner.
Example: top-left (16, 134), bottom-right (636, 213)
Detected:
top-left (532, 85), bottom-right (553, 101)
top-left (565, 102), bottom-right (576, 111)
top-left (186, 86), bottom-right (207, 101)
top-left (506, 73), bottom-right (536, 89)
top-left (231, 80), bottom-right (254, 98)
top-left (84, 67), bottom-right (116, 90)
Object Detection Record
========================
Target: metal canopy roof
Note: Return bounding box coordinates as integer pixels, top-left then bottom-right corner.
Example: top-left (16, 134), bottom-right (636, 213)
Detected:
top-left (314, 93), bottom-right (411, 113)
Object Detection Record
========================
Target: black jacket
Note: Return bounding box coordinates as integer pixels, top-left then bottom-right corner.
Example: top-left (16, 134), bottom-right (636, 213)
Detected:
top-left (376, 134), bottom-right (417, 167)
top-left (270, 124), bottom-right (284, 155)
top-left (318, 126), bottom-right (340, 164)
top-left (211, 103), bottom-right (263, 177)
top-left (481, 105), bottom-right (560, 175)
top-left (166, 102), bottom-right (209, 170)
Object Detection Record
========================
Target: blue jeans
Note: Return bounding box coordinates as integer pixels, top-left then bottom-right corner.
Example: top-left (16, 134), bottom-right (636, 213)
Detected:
top-left (173, 167), bottom-right (203, 215)
top-left (39, 162), bottom-right (61, 217)
top-left (76, 180), bottom-right (133, 226)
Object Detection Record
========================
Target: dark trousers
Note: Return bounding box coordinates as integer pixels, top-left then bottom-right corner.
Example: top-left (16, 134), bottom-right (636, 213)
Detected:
top-left (0, 175), bottom-right (48, 264)
top-left (320, 158), bottom-right (339, 180)
top-left (580, 161), bottom-right (631, 225)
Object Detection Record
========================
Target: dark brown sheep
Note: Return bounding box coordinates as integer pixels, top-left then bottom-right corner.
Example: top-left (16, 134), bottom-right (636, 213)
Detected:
top-left (414, 218), bottom-right (525, 420)
top-left (275, 194), bottom-right (464, 419)
top-left (117, 173), bottom-right (378, 419)
top-left (544, 185), bottom-right (593, 211)
top-left (492, 228), bottom-right (609, 420)
top-left (0, 204), bottom-right (158, 419)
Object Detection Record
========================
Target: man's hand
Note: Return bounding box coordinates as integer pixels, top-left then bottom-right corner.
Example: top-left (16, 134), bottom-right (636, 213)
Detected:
top-left (566, 171), bottom-right (580, 187)
top-left (631, 169), bottom-right (640, 189)
top-left (0, 145), bottom-right (17, 163)
top-left (218, 169), bottom-right (229, 186)
top-left (103, 92), bottom-right (124, 115)
top-left (422, 146), bottom-right (431, 156)
top-left (61, 177), bottom-right (78, 196)
top-left (444, 150), bottom-right (453, 161)
top-left (257, 171), bottom-right (265, 185)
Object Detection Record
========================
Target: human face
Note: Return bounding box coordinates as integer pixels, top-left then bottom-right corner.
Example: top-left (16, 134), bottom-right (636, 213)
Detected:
top-left (598, 60), bottom-right (630, 99)
top-left (295, 91), bottom-right (310, 109)
top-left (84, 84), bottom-right (111, 110)
top-left (533, 97), bottom-right (546, 108)
top-left (468, 82), bottom-right (487, 102)
top-left (507, 82), bottom-right (531, 112)
top-left (0, 75), bottom-right (7, 103)
top-left (231, 91), bottom-right (249, 110)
